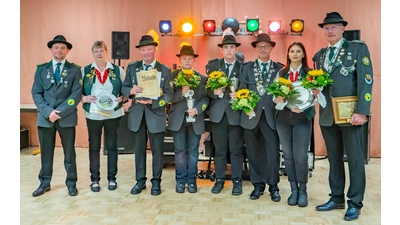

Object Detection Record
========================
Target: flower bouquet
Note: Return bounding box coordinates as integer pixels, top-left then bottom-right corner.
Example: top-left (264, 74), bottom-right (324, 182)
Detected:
top-left (301, 69), bottom-right (333, 108)
top-left (266, 77), bottom-right (297, 110)
top-left (175, 69), bottom-right (201, 89)
top-left (266, 77), bottom-right (297, 98)
top-left (231, 88), bottom-right (260, 119)
top-left (301, 69), bottom-right (333, 89)
top-left (206, 71), bottom-right (230, 90)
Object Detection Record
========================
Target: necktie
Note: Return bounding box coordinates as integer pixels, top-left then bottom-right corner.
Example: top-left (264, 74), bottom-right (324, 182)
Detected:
top-left (144, 64), bottom-right (151, 70)
top-left (328, 47), bottom-right (335, 61)
top-left (261, 63), bottom-right (268, 79)
top-left (226, 63), bottom-right (232, 76)
top-left (54, 62), bottom-right (61, 84)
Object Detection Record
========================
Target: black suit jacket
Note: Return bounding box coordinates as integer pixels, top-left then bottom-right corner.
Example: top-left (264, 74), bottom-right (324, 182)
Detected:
top-left (205, 58), bottom-right (243, 125)
top-left (238, 60), bottom-right (283, 130)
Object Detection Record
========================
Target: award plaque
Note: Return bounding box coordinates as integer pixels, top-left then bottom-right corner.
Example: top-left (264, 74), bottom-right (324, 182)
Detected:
top-left (186, 89), bottom-right (196, 122)
top-left (286, 82), bottom-right (315, 110)
top-left (95, 92), bottom-right (117, 111)
top-left (332, 96), bottom-right (361, 124)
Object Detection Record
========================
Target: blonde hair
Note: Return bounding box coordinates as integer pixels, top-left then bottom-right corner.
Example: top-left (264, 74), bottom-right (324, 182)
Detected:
top-left (91, 40), bottom-right (108, 52)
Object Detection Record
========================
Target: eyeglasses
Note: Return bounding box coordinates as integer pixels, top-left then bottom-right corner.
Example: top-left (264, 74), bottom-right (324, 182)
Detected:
top-left (256, 45), bottom-right (272, 50)
top-left (323, 25), bottom-right (343, 32)
top-left (93, 50), bottom-right (105, 54)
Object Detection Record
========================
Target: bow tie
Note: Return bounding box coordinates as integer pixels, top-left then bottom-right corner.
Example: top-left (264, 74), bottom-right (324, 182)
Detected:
top-left (289, 71), bottom-right (299, 82)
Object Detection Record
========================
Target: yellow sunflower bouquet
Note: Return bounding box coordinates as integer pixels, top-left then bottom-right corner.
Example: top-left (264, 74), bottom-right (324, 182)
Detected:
top-left (175, 69), bottom-right (201, 89)
top-left (231, 88), bottom-right (260, 119)
top-left (266, 77), bottom-right (297, 98)
top-left (302, 69), bottom-right (333, 89)
top-left (206, 71), bottom-right (230, 90)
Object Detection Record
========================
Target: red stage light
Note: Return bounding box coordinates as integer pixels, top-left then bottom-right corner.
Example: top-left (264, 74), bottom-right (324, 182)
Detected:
top-left (203, 20), bottom-right (216, 33)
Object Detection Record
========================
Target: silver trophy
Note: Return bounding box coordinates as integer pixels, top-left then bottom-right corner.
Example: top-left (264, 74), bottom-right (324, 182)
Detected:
top-left (186, 89), bottom-right (196, 122)
top-left (229, 77), bottom-right (238, 103)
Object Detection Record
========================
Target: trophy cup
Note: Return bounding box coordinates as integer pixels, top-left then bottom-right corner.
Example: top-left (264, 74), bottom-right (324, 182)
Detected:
top-left (229, 77), bottom-right (239, 103)
top-left (186, 89), bottom-right (196, 122)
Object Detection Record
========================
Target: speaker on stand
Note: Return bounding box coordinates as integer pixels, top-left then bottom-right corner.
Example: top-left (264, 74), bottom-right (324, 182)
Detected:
top-left (111, 31), bottom-right (130, 67)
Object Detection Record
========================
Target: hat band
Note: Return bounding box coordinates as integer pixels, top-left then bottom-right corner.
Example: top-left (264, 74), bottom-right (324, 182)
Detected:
top-left (139, 40), bottom-right (156, 46)
top-left (323, 18), bottom-right (344, 24)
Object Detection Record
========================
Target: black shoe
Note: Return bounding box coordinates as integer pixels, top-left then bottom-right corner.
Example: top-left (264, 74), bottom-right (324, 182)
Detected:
top-left (297, 192), bottom-right (308, 207)
top-left (287, 190), bottom-right (298, 206)
top-left (68, 186), bottom-right (78, 196)
top-left (250, 188), bottom-right (264, 200)
top-left (211, 179), bottom-right (224, 194)
top-left (90, 181), bottom-right (100, 192)
top-left (344, 207), bottom-right (361, 221)
top-left (316, 200), bottom-right (345, 211)
top-left (130, 182), bottom-right (146, 195)
top-left (188, 183), bottom-right (197, 193)
top-left (232, 180), bottom-right (242, 196)
top-left (32, 186), bottom-right (51, 197)
top-left (176, 182), bottom-right (185, 193)
top-left (108, 180), bottom-right (117, 191)
top-left (151, 180), bottom-right (161, 196)
top-left (270, 191), bottom-right (281, 202)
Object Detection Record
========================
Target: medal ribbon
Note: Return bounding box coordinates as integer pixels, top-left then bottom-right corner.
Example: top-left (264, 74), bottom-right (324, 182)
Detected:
top-left (95, 69), bottom-right (108, 84)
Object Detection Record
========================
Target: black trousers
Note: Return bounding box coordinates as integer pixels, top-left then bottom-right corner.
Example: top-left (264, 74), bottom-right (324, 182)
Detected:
top-left (211, 113), bottom-right (244, 180)
top-left (244, 111), bottom-right (280, 192)
top-left (320, 123), bottom-right (366, 209)
top-left (276, 109), bottom-right (312, 184)
top-left (132, 116), bottom-right (165, 183)
top-left (37, 122), bottom-right (77, 187)
top-left (86, 117), bottom-right (121, 182)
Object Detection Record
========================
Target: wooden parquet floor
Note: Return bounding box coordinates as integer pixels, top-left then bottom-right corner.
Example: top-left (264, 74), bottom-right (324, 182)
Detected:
top-left (20, 147), bottom-right (381, 225)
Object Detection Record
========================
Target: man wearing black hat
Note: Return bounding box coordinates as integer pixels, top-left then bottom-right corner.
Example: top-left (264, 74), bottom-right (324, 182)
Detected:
top-left (312, 12), bottom-right (373, 221)
top-left (167, 43), bottom-right (210, 194)
top-left (31, 35), bottom-right (83, 197)
top-left (205, 29), bottom-right (245, 196)
top-left (121, 34), bottom-right (173, 196)
top-left (238, 33), bottom-right (283, 201)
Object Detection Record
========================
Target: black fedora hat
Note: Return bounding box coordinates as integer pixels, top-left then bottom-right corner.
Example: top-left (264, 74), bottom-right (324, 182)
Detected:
top-left (135, 35), bottom-right (158, 48)
top-left (47, 35), bottom-right (73, 50)
top-left (217, 35), bottom-right (241, 47)
top-left (318, 12), bottom-right (348, 28)
top-left (176, 45), bottom-right (199, 58)
top-left (251, 33), bottom-right (276, 48)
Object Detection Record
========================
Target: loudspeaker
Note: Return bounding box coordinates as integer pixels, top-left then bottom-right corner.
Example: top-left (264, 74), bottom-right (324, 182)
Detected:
top-left (20, 128), bottom-right (30, 150)
top-left (343, 30), bottom-right (361, 41)
top-left (111, 31), bottom-right (130, 59)
top-left (103, 111), bottom-right (134, 155)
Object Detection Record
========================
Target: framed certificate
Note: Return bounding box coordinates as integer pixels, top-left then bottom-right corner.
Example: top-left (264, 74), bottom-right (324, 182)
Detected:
top-left (137, 69), bottom-right (160, 99)
top-left (332, 96), bottom-right (358, 124)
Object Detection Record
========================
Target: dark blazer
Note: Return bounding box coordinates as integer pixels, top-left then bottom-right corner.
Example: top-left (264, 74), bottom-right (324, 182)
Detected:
top-left (167, 69), bottom-right (210, 135)
top-left (238, 60), bottom-right (283, 130)
top-left (121, 60), bottom-right (173, 133)
top-left (205, 58), bottom-right (243, 125)
top-left (31, 60), bottom-right (83, 128)
top-left (313, 39), bottom-right (373, 127)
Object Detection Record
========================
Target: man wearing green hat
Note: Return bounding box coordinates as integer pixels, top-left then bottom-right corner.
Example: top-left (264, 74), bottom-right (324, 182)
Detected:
top-left (31, 35), bottom-right (82, 197)
top-left (312, 12), bottom-right (373, 221)
top-left (205, 29), bottom-right (245, 196)
top-left (238, 33), bottom-right (283, 202)
top-left (121, 34), bottom-right (173, 196)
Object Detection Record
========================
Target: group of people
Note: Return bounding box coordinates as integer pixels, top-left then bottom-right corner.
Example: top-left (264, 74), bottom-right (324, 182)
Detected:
top-left (30, 11), bottom-right (373, 221)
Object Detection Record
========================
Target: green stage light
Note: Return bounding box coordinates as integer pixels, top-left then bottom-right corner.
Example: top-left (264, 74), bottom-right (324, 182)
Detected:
top-left (246, 19), bottom-right (259, 32)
